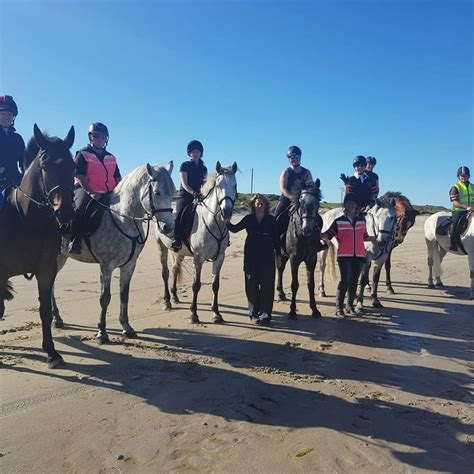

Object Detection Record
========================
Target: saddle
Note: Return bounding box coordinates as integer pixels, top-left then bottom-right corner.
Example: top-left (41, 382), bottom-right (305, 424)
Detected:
top-left (73, 190), bottom-right (109, 237)
top-left (436, 213), bottom-right (470, 238)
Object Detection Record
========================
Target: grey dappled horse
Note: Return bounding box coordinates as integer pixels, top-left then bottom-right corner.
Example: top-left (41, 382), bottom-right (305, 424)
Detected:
top-left (0, 125), bottom-right (75, 367)
top-left (155, 161), bottom-right (238, 323)
top-left (320, 199), bottom-right (396, 310)
top-left (52, 163), bottom-right (175, 342)
top-left (276, 180), bottom-right (323, 319)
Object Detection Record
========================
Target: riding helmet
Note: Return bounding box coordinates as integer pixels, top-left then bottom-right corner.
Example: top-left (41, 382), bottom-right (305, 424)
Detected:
top-left (0, 95), bottom-right (18, 116)
top-left (366, 156), bottom-right (377, 165)
top-left (88, 122), bottom-right (109, 137)
top-left (287, 146), bottom-right (302, 158)
top-left (187, 140), bottom-right (204, 156)
top-left (353, 155), bottom-right (367, 167)
top-left (457, 166), bottom-right (470, 178)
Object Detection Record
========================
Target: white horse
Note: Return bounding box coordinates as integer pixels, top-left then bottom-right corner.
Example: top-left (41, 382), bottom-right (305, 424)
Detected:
top-left (52, 163), bottom-right (176, 342)
top-left (319, 200), bottom-right (397, 310)
top-left (155, 161), bottom-right (238, 324)
top-left (424, 211), bottom-right (474, 299)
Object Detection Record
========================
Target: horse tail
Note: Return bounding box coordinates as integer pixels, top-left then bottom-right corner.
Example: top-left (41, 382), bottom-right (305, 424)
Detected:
top-left (326, 242), bottom-right (338, 282)
top-left (1, 280), bottom-right (15, 301)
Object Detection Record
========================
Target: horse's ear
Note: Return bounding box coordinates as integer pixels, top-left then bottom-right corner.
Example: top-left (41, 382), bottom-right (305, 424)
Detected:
top-left (146, 163), bottom-right (154, 178)
top-left (216, 161), bottom-right (222, 174)
top-left (33, 124), bottom-right (48, 150)
top-left (165, 160), bottom-right (173, 174)
top-left (63, 126), bottom-right (75, 150)
top-left (375, 198), bottom-right (381, 207)
top-left (390, 198), bottom-right (396, 207)
top-left (231, 162), bottom-right (238, 174)
top-left (315, 178), bottom-right (320, 188)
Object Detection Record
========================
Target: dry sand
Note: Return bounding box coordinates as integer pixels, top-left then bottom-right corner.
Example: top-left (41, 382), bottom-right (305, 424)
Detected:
top-left (1, 215), bottom-right (473, 473)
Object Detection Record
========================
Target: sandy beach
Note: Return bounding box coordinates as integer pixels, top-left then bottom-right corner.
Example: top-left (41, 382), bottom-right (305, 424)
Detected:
top-left (0, 215), bottom-right (472, 473)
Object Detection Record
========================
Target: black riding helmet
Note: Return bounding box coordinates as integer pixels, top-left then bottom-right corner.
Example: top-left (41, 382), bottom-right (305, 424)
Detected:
top-left (457, 166), bottom-right (470, 178)
top-left (0, 95), bottom-right (18, 116)
top-left (353, 155), bottom-right (366, 168)
top-left (366, 156), bottom-right (377, 165)
top-left (187, 140), bottom-right (204, 156)
top-left (88, 122), bottom-right (109, 137)
top-left (287, 146), bottom-right (302, 158)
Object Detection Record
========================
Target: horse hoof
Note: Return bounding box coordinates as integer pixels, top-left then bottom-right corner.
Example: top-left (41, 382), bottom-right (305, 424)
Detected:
top-left (213, 317), bottom-right (225, 324)
top-left (53, 319), bottom-right (64, 329)
top-left (47, 356), bottom-right (65, 369)
top-left (278, 293), bottom-right (287, 302)
top-left (97, 333), bottom-right (110, 344)
top-left (428, 284), bottom-right (435, 289)
top-left (189, 316), bottom-right (200, 324)
top-left (162, 302), bottom-right (172, 311)
top-left (319, 291), bottom-right (327, 298)
top-left (288, 312), bottom-right (298, 320)
top-left (386, 288), bottom-right (395, 295)
top-left (172, 296), bottom-right (180, 305)
top-left (312, 310), bottom-right (322, 319)
top-left (122, 329), bottom-right (137, 339)
top-left (372, 300), bottom-right (384, 308)
top-left (435, 281), bottom-right (444, 288)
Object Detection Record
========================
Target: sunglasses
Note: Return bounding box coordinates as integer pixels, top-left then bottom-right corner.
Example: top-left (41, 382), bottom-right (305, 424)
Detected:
top-left (288, 155), bottom-right (301, 160)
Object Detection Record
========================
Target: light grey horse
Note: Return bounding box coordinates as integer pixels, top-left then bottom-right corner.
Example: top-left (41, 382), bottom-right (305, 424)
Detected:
top-left (155, 161), bottom-right (238, 323)
top-left (319, 199), bottom-right (397, 310)
top-left (52, 163), bottom-right (175, 342)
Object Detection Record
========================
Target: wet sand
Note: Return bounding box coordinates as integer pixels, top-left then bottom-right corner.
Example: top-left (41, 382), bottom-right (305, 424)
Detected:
top-left (1, 216), bottom-right (473, 473)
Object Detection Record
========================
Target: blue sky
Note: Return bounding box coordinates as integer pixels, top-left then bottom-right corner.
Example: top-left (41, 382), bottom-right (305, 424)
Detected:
top-left (1, 0), bottom-right (472, 206)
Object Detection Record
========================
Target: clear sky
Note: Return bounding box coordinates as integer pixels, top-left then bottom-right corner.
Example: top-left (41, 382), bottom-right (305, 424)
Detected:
top-left (1, 0), bottom-right (472, 206)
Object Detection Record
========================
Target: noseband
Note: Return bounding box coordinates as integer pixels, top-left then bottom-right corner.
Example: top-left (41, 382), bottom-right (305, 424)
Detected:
top-left (141, 177), bottom-right (173, 220)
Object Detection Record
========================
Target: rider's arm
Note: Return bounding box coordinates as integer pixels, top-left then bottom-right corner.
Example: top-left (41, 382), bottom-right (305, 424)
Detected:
top-left (114, 164), bottom-right (122, 183)
top-left (17, 134), bottom-right (25, 174)
top-left (280, 169), bottom-right (291, 198)
top-left (75, 174), bottom-right (94, 194)
top-left (305, 169), bottom-right (314, 185)
top-left (450, 185), bottom-right (471, 210)
top-left (452, 199), bottom-right (472, 211)
top-left (180, 171), bottom-right (196, 195)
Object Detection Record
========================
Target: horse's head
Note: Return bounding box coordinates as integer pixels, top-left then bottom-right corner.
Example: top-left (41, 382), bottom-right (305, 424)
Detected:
top-left (143, 162), bottom-right (176, 235)
top-left (212, 161), bottom-right (238, 221)
top-left (368, 198), bottom-right (397, 251)
top-left (294, 179), bottom-right (322, 237)
top-left (29, 124), bottom-right (75, 224)
top-left (380, 192), bottom-right (419, 245)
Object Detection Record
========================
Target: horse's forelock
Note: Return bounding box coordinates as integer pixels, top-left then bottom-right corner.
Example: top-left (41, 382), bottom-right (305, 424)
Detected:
top-left (25, 134), bottom-right (71, 169)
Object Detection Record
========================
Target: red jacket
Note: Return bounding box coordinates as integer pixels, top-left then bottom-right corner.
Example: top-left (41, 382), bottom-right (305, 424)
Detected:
top-left (326, 214), bottom-right (368, 258)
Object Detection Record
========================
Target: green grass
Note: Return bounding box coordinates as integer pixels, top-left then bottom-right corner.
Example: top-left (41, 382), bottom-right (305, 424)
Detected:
top-left (234, 193), bottom-right (448, 214)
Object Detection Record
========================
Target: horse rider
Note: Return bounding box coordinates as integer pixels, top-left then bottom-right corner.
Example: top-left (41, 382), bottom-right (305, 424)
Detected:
top-left (449, 166), bottom-right (472, 251)
top-left (0, 95), bottom-right (25, 192)
top-left (365, 156), bottom-right (379, 199)
top-left (69, 122), bottom-right (122, 254)
top-left (340, 155), bottom-right (377, 209)
top-left (171, 140), bottom-right (208, 251)
top-left (274, 145), bottom-right (314, 234)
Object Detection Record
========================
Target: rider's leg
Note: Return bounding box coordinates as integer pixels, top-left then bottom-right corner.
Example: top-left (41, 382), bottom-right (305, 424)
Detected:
top-left (69, 187), bottom-right (89, 254)
top-left (449, 210), bottom-right (465, 251)
top-left (347, 257), bottom-right (365, 313)
top-left (336, 257), bottom-right (350, 317)
top-left (171, 194), bottom-right (190, 250)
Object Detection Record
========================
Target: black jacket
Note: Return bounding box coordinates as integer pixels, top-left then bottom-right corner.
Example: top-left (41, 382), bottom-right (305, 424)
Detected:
top-left (0, 126), bottom-right (25, 186)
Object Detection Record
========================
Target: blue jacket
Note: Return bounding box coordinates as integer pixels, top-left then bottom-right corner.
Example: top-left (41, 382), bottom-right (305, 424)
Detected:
top-left (0, 126), bottom-right (25, 187)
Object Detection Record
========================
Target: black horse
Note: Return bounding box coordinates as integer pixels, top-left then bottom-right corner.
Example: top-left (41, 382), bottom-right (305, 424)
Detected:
top-left (276, 180), bottom-right (323, 319)
top-left (0, 124), bottom-right (75, 368)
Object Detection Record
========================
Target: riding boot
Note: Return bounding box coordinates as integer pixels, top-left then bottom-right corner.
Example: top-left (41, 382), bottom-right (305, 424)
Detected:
top-left (171, 236), bottom-right (182, 251)
top-left (449, 235), bottom-right (459, 251)
top-left (68, 219), bottom-right (82, 254)
top-left (335, 289), bottom-right (345, 318)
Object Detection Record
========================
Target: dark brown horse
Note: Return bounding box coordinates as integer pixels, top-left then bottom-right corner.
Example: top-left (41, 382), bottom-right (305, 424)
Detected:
top-left (379, 192), bottom-right (419, 294)
top-left (0, 124), bottom-right (75, 368)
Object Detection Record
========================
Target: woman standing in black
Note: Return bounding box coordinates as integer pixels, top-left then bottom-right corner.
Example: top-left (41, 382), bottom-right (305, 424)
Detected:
top-left (228, 194), bottom-right (281, 325)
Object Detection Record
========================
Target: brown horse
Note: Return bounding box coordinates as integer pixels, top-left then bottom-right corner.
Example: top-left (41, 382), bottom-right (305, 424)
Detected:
top-left (0, 124), bottom-right (75, 368)
top-left (379, 192), bottom-right (419, 294)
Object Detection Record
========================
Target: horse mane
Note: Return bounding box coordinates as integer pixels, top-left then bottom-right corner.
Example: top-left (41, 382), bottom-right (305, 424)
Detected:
top-left (201, 166), bottom-right (235, 196)
top-left (380, 191), bottom-right (414, 210)
top-left (24, 134), bottom-right (69, 170)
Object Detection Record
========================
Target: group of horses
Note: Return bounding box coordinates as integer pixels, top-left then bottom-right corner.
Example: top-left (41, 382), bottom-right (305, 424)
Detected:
top-left (1, 126), bottom-right (473, 369)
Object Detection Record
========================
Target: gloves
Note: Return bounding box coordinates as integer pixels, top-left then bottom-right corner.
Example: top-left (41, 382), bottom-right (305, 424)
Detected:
top-left (340, 173), bottom-right (349, 184)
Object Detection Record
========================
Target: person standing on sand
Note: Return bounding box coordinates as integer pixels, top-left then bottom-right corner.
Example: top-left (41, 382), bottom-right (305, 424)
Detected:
top-left (228, 194), bottom-right (281, 325)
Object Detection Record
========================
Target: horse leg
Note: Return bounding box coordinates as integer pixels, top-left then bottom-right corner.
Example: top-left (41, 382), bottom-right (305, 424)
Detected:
top-left (371, 263), bottom-right (384, 308)
top-left (385, 249), bottom-right (395, 295)
top-left (171, 253), bottom-right (183, 305)
top-left (306, 256), bottom-right (320, 318)
top-left (190, 260), bottom-right (203, 324)
top-left (119, 261), bottom-right (138, 338)
top-left (97, 265), bottom-right (112, 343)
top-left (288, 257), bottom-right (299, 320)
top-left (158, 240), bottom-right (172, 311)
top-left (36, 272), bottom-right (64, 368)
top-left (277, 256), bottom-right (288, 301)
top-left (318, 248), bottom-right (327, 297)
top-left (211, 255), bottom-right (225, 324)
top-left (435, 247), bottom-right (447, 287)
top-left (51, 253), bottom-right (68, 328)
top-left (468, 252), bottom-right (474, 300)
top-left (426, 238), bottom-right (436, 288)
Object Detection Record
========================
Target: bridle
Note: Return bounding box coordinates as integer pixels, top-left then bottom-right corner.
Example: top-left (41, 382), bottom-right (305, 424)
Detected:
top-left (291, 190), bottom-right (321, 237)
top-left (367, 206), bottom-right (397, 259)
top-left (139, 177), bottom-right (173, 220)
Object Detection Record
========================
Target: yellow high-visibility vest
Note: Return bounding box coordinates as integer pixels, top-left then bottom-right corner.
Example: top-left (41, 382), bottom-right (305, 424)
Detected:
top-left (452, 181), bottom-right (473, 211)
